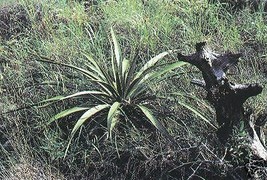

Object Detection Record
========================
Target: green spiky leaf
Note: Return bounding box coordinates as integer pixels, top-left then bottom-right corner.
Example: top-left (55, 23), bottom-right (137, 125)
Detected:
top-left (110, 27), bottom-right (121, 67)
top-left (177, 101), bottom-right (217, 129)
top-left (138, 105), bottom-right (175, 143)
top-left (107, 102), bottom-right (121, 139)
top-left (128, 61), bottom-right (187, 98)
top-left (65, 104), bottom-right (109, 157)
top-left (135, 50), bottom-right (176, 79)
top-left (48, 107), bottom-right (89, 124)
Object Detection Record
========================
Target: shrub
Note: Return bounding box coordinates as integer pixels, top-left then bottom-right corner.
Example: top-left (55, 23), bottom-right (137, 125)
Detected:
top-left (33, 27), bottom-right (186, 156)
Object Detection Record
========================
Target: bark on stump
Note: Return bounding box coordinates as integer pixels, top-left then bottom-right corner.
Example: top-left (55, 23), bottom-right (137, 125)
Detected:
top-left (178, 42), bottom-right (267, 160)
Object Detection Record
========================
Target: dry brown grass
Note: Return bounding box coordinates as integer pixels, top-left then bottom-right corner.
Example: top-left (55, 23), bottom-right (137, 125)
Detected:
top-left (1, 159), bottom-right (65, 180)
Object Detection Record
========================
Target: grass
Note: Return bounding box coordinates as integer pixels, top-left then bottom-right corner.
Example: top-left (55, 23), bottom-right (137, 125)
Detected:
top-left (0, 0), bottom-right (267, 179)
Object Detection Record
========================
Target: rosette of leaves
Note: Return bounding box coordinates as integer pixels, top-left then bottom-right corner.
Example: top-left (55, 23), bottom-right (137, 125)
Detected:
top-left (36, 27), bottom-right (187, 155)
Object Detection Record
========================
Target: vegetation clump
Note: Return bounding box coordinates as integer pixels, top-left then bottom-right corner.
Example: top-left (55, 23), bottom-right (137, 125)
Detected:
top-left (35, 27), bottom-right (186, 156)
top-left (0, 0), bottom-right (267, 179)
top-left (0, 4), bottom-right (31, 40)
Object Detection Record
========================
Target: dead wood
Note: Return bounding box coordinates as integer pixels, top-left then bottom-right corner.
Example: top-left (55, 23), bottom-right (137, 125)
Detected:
top-left (178, 42), bottom-right (267, 160)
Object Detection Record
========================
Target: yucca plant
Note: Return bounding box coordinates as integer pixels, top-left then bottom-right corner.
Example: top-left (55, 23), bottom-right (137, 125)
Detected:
top-left (35, 27), bottom-right (187, 155)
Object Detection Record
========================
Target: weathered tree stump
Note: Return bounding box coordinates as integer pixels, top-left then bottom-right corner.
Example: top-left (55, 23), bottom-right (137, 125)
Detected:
top-left (178, 42), bottom-right (267, 160)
